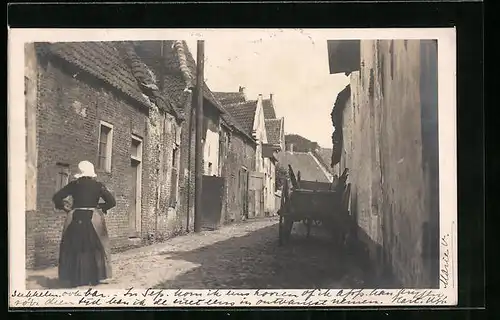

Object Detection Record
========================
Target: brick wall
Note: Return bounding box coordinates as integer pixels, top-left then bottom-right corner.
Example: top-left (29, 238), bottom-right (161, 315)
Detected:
top-left (25, 44), bottom-right (38, 268)
top-left (143, 104), bottom-right (184, 242)
top-left (339, 40), bottom-right (439, 288)
top-left (222, 131), bottom-right (256, 223)
top-left (127, 40), bottom-right (189, 236)
top-left (26, 54), bottom-right (182, 268)
top-left (178, 108), bottom-right (196, 232)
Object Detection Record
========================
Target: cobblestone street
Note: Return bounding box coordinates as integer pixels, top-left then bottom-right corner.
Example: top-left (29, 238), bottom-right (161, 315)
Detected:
top-left (26, 217), bottom-right (368, 290)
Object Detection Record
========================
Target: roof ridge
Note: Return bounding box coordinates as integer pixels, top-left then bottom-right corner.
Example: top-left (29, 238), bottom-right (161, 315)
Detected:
top-left (224, 100), bottom-right (258, 107)
top-left (172, 41), bottom-right (194, 92)
top-left (214, 90), bottom-right (241, 94)
top-left (308, 151), bottom-right (334, 182)
top-left (121, 42), bottom-right (181, 120)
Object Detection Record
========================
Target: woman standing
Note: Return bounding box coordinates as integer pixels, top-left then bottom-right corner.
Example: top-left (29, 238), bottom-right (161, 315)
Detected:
top-left (52, 160), bottom-right (116, 288)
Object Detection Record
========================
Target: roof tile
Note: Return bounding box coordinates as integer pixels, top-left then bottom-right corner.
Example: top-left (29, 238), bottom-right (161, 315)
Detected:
top-left (262, 99), bottom-right (277, 119)
top-left (213, 92), bottom-right (246, 105)
top-left (223, 101), bottom-right (258, 135)
top-left (47, 42), bottom-right (149, 108)
top-left (276, 151), bottom-right (330, 183)
top-left (265, 118), bottom-right (282, 145)
top-left (315, 148), bottom-right (335, 174)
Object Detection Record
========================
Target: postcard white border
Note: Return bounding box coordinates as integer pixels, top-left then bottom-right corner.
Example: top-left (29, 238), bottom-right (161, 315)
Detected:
top-left (8, 28), bottom-right (457, 308)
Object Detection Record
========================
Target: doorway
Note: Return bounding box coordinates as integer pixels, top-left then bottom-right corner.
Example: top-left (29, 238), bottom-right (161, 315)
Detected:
top-left (248, 171), bottom-right (265, 218)
top-left (129, 135), bottom-right (143, 238)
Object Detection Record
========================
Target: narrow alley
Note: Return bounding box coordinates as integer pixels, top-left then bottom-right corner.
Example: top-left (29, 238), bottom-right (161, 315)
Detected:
top-left (19, 36), bottom-right (443, 299)
top-left (26, 217), bottom-right (368, 290)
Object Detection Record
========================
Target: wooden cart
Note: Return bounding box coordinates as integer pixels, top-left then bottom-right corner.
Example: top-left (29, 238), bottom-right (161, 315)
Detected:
top-left (277, 166), bottom-right (352, 246)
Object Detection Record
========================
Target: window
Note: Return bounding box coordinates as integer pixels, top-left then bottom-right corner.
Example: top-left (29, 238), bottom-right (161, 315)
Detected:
top-left (169, 144), bottom-right (179, 207)
top-left (131, 135), bottom-right (143, 161)
top-left (97, 121), bottom-right (114, 172)
top-left (55, 163), bottom-right (70, 191)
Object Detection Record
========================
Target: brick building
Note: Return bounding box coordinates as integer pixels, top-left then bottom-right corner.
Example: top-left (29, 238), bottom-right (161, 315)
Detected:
top-left (219, 120), bottom-right (257, 223)
top-left (133, 41), bottom-right (261, 229)
top-left (262, 96), bottom-right (285, 214)
top-left (214, 90), bottom-right (282, 217)
top-left (276, 148), bottom-right (333, 186)
top-left (310, 147), bottom-right (335, 175)
top-left (25, 41), bottom-right (186, 268)
top-left (327, 39), bottom-right (440, 288)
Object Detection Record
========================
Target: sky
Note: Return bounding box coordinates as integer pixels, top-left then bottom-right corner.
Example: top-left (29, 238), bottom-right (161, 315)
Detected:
top-left (185, 34), bottom-right (349, 148)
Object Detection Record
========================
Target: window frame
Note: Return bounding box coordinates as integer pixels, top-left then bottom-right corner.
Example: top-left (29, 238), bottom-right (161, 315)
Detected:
top-left (97, 120), bottom-right (114, 172)
top-left (131, 134), bottom-right (143, 162)
top-left (169, 142), bottom-right (180, 208)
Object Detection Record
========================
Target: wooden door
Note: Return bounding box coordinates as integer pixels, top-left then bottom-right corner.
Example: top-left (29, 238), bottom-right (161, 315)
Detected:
top-left (249, 171), bottom-right (265, 218)
top-left (242, 169), bottom-right (249, 219)
top-left (201, 175), bottom-right (225, 230)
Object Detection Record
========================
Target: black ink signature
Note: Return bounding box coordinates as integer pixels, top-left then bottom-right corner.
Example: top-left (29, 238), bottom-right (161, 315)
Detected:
top-left (440, 234), bottom-right (450, 289)
top-left (391, 289), bottom-right (447, 305)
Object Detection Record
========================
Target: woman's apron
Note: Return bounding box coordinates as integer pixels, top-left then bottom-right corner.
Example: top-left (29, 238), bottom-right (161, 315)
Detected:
top-left (62, 208), bottom-right (113, 278)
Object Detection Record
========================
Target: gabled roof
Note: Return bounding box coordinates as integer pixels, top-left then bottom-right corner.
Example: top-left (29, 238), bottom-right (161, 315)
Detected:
top-left (314, 148), bottom-right (335, 174)
top-left (121, 42), bottom-right (180, 118)
top-left (262, 99), bottom-right (277, 119)
top-left (223, 100), bottom-right (258, 135)
top-left (276, 151), bottom-right (331, 183)
top-left (162, 42), bottom-right (255, 141)
top-left (43, 41), bottom-right (150, 109)
top-left (213, 91), bottom-right (246, 105)
top-left (133, 41), bottom-right (255, 141)
top-left (222, 113), bottom-right (256, 143)
top-left (176, 42), bottom-right (228, 115)
top-left (133, 40), bottom-right (229, 120)
top-left (265, 118), bottom-right (283, 145)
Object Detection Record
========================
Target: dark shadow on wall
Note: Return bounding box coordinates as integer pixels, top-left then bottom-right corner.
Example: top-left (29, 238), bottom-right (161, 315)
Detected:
top-left (153, 224), bottom-right (382, 289)
top-left (420, 39), bottom-right (440, 288)
top-left (348, 192), bottom-right (402, 289)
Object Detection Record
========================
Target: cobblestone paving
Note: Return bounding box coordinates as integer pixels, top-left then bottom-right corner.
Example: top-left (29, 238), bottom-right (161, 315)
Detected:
top-left (26, 217), bottom-right (367, 290)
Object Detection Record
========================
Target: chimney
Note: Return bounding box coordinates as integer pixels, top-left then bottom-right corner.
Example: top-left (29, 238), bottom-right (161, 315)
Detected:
top-left (270, 93), bottom-right (273, 102)
top-left (238, 86), bottom-right (246, 100)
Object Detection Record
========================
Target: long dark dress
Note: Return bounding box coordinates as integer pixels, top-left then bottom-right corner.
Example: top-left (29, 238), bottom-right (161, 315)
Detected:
top-left (52, 177), bottom-right (116, 287)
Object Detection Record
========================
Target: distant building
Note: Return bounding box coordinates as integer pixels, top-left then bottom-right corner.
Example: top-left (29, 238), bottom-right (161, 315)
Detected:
top-left (327, 39), bottom-right (440, 288)
top-left (25, 41), bottom-right (184, 268)
top-left (134, 41), bottom-right (259, 230)
top-left (215, 90), bottom-right (283, 216)
top-left (276, 149), bottom-right (333, 189)
top-left (314, 147), bottom-right (336, 175)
